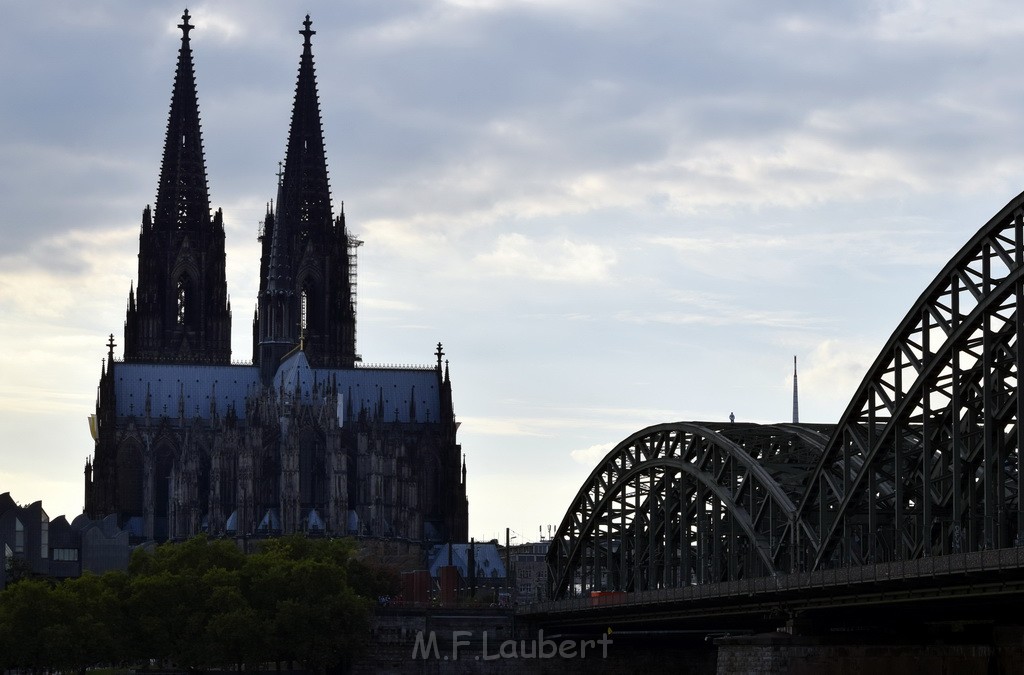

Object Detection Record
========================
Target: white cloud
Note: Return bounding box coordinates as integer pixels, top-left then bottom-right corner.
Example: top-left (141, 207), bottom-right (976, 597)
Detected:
top-left (870, 1), bottom-right (1024, 44)
top-left (0, 228), bottom-right (136, 320)
top-left (474, 233), bottom-right (616, 282)
top-left (190, 9), bottom-right (247, 42)
top-left (360, 297), bottom-right (419, 312)
top-left (799, 338), bottom-right (878, 414)
top-left (569, 441), bottom-right (615, 466)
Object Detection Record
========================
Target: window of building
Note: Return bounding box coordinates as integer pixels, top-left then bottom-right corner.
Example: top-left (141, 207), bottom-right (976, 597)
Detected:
top-left (52, 548), bottom-right (78, 562)
top-left (14, 518), bottom-right (24, 555)
top-left (300, 289), bottom-right (308, 332)
top-left (40, 510), bottom-right (48, 560)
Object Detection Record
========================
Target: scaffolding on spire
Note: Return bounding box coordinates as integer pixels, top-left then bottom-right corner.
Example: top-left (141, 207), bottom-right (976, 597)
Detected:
top-left (348, 233), bottom-right (363, 362)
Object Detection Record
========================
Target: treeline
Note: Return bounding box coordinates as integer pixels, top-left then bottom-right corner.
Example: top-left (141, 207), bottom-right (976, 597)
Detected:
top-left (0, 534), bottom-right (399, 672)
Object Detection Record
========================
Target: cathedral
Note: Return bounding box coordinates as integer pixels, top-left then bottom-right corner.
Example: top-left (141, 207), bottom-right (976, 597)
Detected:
top-left (84, 12), bottom-right (469, 544)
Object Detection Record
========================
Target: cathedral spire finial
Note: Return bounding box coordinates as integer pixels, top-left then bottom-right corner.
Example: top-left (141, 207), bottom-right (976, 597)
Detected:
top-left (300, 14), bottom-right (315, 47)
top-left (178, 9), bottom-right (195, 40)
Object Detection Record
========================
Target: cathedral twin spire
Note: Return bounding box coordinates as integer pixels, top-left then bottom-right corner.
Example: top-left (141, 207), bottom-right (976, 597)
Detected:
top-left (154, 9), bottom-right (211, 234)
top-left (256, 14), bottom-right (357, 381)
top-left (126, 11), bottom-right (356, 376)
top-left (124, 9), bottom-right (230, 364)
top-left (278, 15), bottom-right (335, 246)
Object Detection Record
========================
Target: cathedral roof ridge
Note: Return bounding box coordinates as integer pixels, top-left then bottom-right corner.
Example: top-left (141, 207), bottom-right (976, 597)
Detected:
top-left (111, 360), bottom-right (442, 424)
top-left (274, 348), bottom-right (312, 387)
top-left (356, 362), bottom-right (436, 371)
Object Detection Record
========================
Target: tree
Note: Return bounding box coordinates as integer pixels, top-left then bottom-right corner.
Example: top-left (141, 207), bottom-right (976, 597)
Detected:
top-left (0, 534), bottom-right (377, 671)
top-left (3, 555), bottom-right (33, 586)
top-left (348, 556), bottom-right (401, 599)
top-left (202, 566), bottom-right (266, 668)
top-left (244, 536), bottom-right (371, 670)
top-left (49, 572), bottom-right (129, 669)
top-left (126, 534), bottom-right (251, 669)
top-left (0, 578), bottom-right (63, 670)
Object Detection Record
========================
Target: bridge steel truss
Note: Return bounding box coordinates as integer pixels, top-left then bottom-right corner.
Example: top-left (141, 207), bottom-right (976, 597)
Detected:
top-left (548, 190), bottom-right (1024, 600)
top-left (547, 421), bottom-right (835, 599)
top-left (791, 191), bottom-right (1024, 571)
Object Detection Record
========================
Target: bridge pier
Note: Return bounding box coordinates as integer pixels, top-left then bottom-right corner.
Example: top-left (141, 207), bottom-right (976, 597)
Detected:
top-left (714, 624), bottom-right (1024, 675)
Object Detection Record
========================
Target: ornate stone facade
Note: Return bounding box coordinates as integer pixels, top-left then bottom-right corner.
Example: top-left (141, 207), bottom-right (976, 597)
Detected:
top-left (84, 12), bottom-right (468, 544)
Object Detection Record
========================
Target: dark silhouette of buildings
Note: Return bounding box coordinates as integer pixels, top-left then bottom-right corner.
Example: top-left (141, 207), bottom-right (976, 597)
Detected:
top-left (84, 12), bottom-right (468, 544)
top-left (0, 493), bottom-right (131, 589)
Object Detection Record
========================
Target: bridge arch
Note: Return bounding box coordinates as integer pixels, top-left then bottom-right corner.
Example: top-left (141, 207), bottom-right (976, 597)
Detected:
top-left (547, 422), bottom-right (830, 599)
top-left (790, 190), bottom-right (1024, 570)
top-left (548, 191), bottom-right (1024, 598)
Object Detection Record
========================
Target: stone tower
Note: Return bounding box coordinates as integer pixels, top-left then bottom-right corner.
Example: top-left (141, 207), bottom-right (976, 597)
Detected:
top-left (254, 16), bottom-right (358, 383)
top-left (123, 10), bottom-right (231, 364)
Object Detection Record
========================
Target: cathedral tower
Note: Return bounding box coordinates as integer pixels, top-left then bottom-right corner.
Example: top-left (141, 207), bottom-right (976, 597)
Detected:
top-left (124, 10), bottom-right (231, 364)
top-left (255, 16), bottom-right (357, 382)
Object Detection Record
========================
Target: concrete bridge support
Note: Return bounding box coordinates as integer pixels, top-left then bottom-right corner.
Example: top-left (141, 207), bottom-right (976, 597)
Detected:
top-left (715, 626), bottom-right (1024, 675)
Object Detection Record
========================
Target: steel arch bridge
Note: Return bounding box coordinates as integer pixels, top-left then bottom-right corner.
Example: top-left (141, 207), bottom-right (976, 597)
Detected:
top-left (548, 189), bottom-right (1024, 600)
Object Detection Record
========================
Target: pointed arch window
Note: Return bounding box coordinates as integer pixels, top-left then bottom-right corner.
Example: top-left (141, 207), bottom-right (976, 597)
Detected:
top-left (177, 278), bottom-right (187, 325)
top-left (300, 289), bottom-right (309, 332)
top-left (117, 443), bottom-right (145, 518)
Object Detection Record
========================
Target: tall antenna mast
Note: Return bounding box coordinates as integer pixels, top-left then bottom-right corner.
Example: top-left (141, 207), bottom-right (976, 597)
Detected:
top-left (792, 355), bottom-right (799, 424)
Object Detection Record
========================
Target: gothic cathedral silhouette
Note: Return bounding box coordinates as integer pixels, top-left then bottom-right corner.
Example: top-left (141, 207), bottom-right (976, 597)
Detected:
top-left (85, 12), bottom-right (469, 544)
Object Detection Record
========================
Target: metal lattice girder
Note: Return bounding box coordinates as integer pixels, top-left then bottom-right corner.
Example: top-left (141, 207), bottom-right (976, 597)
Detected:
top-left (546, 422), bottom-right (831, 599)
top-left (790, 191), bottom-right (1024, 570)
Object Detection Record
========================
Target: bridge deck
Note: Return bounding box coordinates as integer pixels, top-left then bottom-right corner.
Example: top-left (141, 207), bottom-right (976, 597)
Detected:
top-left (524, 547), bottom-right (1024, 631)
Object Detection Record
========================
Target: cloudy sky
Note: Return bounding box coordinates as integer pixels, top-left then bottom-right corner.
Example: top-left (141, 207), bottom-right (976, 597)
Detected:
top-left (3, 0), bottom-right (1024, 542)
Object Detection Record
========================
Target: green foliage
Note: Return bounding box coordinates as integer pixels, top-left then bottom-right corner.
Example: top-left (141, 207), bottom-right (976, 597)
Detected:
top-left (0, 578), bottom-right (65, 669)
top-left (56, 572), bottom-right (127, 667)
top-left (3, 555), bottom-right (33, 585)
top-left (244, 535), bottom-right (371, 668)
top-left (348, 556), bottom-right (402, 599)
top-left (0, 534), bottom-right (378, 670)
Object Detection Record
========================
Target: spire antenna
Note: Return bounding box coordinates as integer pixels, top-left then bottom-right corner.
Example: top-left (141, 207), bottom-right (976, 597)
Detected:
top-left (792, 355), bottom-right (800, 424)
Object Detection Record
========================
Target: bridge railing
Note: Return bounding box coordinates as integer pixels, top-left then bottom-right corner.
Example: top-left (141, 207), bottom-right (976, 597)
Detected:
top-left (524, 547), bottom-right (1024, 615)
